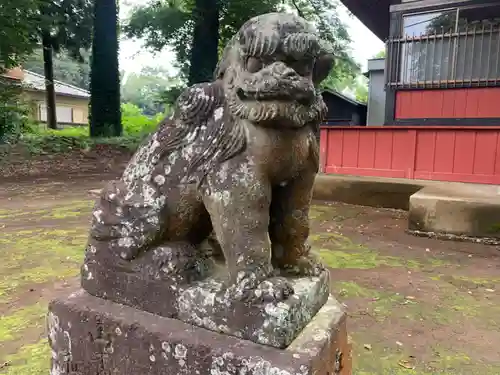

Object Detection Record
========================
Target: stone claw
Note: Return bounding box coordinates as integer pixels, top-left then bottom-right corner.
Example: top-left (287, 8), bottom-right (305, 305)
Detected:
top-left (254, 277), bottom-right (294, 303)
top-left (281, 254), bottom-right (325, 277)
top-left (224, 269), bottom-right (295, 303)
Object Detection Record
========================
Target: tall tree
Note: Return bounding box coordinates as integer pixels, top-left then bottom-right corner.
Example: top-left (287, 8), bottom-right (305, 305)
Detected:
top-left (125, 0), bottom-right (279, 81)
top-left (125, 0), bottom-right (359, 93)
top-left (37, 0), bottom-right (93, 129)
top-left (89, 0), bottom-right (122, 137)
top-left (189, 0), bottom-right (219, 84)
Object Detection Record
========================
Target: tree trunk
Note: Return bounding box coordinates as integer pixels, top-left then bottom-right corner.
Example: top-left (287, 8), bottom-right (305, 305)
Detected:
top-left (89, 0), bottom-right (122, 137)
top-left (42, 33), bottom-right (57, 130)
top-left (188, 0), bottom-right (220, 85)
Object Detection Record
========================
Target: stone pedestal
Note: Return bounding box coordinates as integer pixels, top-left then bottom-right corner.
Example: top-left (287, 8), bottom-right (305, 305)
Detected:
top-left (48, 289), bottom-right (351, 375)
top-left (82, 258), bottom-right (333, 349)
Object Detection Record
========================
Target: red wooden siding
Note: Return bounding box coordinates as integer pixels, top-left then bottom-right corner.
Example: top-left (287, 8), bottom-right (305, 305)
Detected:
top-left (395, 88), bottom-right (500, 119)
top-left (319, 126), bottom-right (500, 184)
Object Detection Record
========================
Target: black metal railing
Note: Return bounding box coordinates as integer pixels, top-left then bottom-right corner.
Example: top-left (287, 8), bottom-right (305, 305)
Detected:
top-left (386, 24), bottom-right (500, 89)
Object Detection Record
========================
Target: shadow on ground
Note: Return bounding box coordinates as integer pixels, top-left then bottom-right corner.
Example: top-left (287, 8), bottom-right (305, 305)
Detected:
top-left (0, 180), bottom-right (499, 374)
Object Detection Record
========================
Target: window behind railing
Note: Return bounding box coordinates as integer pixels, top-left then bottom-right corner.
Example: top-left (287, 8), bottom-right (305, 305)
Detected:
top-left (386, 3), bottom-right (500, 88)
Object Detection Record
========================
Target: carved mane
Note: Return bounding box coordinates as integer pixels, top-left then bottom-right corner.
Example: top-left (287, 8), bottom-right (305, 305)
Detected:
top-left (156, 81), bottom-right (247, 186)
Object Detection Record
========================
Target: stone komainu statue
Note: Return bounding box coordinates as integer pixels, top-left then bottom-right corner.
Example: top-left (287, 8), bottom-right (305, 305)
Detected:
top-left (82, 12), bottom-right (334, 304)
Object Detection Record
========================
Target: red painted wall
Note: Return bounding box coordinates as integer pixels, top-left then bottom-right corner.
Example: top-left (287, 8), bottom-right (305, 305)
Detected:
top-left (395, 88), bottom-right (500, 119)
top-left (320, 126), bottom-right (500, 184)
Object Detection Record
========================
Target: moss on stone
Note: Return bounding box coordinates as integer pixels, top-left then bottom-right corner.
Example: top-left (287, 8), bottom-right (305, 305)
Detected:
top-left (486, 222), bottom-right (500, 234)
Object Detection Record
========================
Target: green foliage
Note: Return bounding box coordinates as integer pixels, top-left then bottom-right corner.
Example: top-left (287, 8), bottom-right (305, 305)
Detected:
top-left (289, 0), bottom-right (360, 85)
top-left (121, 103), bottom-right (163, 137)
top-left (0, 0), bottom-right (43, 141)
top-left (124, 0), bottom-right (193, 78)
top-left (354, 76), bottom-right (369, 103)
top-left (124, 0), bottom-right (359, 84)
top-left (0, 0), bottom-right (94, 78)
top-left (121, 66), bottom-right (179, 115)
top-left (0, 79), bottom-right (33, 144)
top-left (89, 0), bottom-right (122, 138)
top-left (18, 131), bottom-right (139, 155)
top-left (8, 102), bottom-right (164, 155)
top-left (157, 85), bottom-right (187, 107)
top-left (355, 85), bottom-right (368, 103)
top-left (374, 49), bottom-right (386, 58)
top-left (0, 0), bottom-right (41, 68)
top-left (23, 48), bottom-right (91, 89)
top-left (20, 132), bottom-right (91, 154)
top-left (38, 0), bottom-right (94, 60)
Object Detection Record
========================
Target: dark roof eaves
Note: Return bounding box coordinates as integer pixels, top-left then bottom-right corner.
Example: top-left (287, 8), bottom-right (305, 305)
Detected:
top-left (321, 88), bottom-right (367, 107)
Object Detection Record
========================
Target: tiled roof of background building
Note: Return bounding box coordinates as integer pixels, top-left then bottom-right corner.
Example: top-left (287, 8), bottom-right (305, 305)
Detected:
top-left (22, 70), bottom-right (90, 99)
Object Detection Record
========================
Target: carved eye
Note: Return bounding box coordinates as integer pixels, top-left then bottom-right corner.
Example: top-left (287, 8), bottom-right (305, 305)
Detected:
top-left (313, 54), bottom-right (335, 84)
top-left (246, 57), bottom-right (263, 73)
top-left (288, 58), bottom-right (315, 77)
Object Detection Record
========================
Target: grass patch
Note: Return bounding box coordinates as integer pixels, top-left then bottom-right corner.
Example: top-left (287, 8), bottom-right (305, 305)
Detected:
top-left (311, 232), bottom-right (446, 270)
top-left (309, 204), bottom-right (362, 222)
top-left (0, 303), bottom-right (47, 343)
top-left (309, 205), bottom-right (337, 220)
top-left (333, 278), bottom-right (500, 328)
top-left (317, 247), bottom-right (419, 269)
top-left (0, 201), bottom-right (93, 221)
top-left (0, 227), bottom-right (87, 301)
top-left (335, 281), bottom-right (373, 298)
top-left (352, 334), bottom-right (500, 375)
top-left (0, 338), bottom-right (50, 375)
top-left (432, 274), bottom-right (500, 290)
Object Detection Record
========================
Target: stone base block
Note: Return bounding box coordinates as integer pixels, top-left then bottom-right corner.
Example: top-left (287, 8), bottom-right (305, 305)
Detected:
top-left (48, 289), bottom-right (351, 375)
top-left (313, 174), bottom-right (423, 210)
top-left (409, 186), bottom-right (500, 238)
top-left (82, 260), bottom-right (330, 349)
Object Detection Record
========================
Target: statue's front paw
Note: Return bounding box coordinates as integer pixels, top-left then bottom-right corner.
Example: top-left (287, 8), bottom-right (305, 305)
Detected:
top-left (282, 254), bottom-right (325, 277)
top-left (254, 277), bottom-right (294, 302)
top-left (225, 270), bottom-right (294, 303)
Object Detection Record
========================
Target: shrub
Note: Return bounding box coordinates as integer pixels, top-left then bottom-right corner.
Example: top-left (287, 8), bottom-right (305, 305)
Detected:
top-left (20, 133), bottom-right (91, 154)
top-left (121, 102), bottom-right (163, 137)
top-left (1, 101), bottom-right (167, 158)
top-left (0, 78), bottom-right (33, 144)
top-left (40, 126), bottom-right (89, 137)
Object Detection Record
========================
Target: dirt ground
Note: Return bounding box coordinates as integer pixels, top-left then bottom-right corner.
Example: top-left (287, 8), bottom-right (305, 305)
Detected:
top-left (1, 175), bottom-right (499, 375)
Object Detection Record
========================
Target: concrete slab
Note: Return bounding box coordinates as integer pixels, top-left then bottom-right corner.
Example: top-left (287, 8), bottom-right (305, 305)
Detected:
top-left (409, 185), bottom-right (500, 239)
top-left (313, 174), bottom-right (423, 210)
top-left (314, 174), bottom-right (500, 239)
